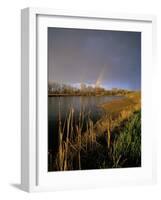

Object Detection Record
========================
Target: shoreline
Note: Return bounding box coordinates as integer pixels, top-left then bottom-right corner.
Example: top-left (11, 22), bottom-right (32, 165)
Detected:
top-left (48, 93), bottom-right (123, 97)
top-left (90, 92), bottom-right (141, 139)
top-left (100, 92), bottom-right (141, 116)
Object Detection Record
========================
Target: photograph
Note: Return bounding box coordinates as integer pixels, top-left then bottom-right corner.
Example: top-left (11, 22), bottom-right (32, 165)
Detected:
top-left (48, 27), bottom-right (141, 171)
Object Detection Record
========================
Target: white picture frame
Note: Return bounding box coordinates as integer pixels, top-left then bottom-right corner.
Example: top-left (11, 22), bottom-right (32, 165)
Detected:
top-left (21, 7), bottom-right (157, 192)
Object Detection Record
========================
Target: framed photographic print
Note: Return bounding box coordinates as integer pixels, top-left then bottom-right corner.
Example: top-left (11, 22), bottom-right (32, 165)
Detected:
top-left (21, 8), bottom-right (156, 192)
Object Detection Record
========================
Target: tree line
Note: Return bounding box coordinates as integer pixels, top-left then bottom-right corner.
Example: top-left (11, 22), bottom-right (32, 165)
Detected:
top-left (48, 82), bottom-right (132, 96)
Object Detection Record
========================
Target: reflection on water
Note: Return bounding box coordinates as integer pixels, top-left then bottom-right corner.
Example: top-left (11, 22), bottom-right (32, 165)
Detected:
top-left (48, 96), bottom-right (121, 150)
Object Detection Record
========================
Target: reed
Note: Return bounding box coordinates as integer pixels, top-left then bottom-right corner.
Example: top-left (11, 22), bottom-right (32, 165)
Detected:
top-left (107, 119), bottom-right (111, 149)
top-left (52, 92), bottom-right (141, 171)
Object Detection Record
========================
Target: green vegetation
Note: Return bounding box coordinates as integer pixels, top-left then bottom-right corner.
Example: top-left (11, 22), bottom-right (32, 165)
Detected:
top-left (81, 110), bottom-right (141, 169)
top-left (112, 111), bottom-right (141, 168)
top-left (48, 92), bottom-right (141, 171)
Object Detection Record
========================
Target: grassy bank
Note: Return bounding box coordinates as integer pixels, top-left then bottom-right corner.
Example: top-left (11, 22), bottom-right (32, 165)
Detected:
top-left (48, 92), bottom-right (141, 171)
top-left (81, 110), bottom-right (141, 169)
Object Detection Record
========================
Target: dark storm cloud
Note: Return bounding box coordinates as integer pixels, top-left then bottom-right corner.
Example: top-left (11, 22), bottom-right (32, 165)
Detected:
top-left (48, 28), bottom-right (141, 90)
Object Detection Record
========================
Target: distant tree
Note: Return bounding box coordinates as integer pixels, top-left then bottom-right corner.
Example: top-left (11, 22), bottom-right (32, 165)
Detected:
top-left (80, 83), bottom-right (86, 91)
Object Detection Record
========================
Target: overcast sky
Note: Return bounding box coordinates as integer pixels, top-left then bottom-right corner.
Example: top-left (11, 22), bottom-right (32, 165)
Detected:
top-left (48, 27), bottom-right (141, 90)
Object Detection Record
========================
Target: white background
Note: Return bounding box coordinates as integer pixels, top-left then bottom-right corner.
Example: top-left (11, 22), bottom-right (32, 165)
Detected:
top-left (0, 0), bottom-right (160, 199)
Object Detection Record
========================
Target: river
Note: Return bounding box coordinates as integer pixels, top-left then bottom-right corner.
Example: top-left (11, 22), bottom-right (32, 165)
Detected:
top-left (48, 95), bottom-right (121, 151)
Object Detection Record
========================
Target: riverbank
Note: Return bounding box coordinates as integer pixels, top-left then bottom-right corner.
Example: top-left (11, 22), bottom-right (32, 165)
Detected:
top-left (48, 92), bottom-right (132, 97)
top-left (48, 93), bottom-right (122, 97)
top-left (49, 92), bottom-right (141, 171)
top-left (94, 92), bottom-right (141, 134)
top-left (80, 92), bottom-right (141, 169)
top-left (100, 92), bottom-right (140, 115)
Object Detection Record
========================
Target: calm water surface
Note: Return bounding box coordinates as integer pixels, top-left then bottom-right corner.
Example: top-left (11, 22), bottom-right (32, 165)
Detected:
top-left (48, 96), bottom-right (121, 150)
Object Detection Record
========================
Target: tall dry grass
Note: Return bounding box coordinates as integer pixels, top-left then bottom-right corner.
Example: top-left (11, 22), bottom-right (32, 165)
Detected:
top-left (54, 105), bottom-right (99, 170)
top-left (51, 93), bottom-right (141, 171)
